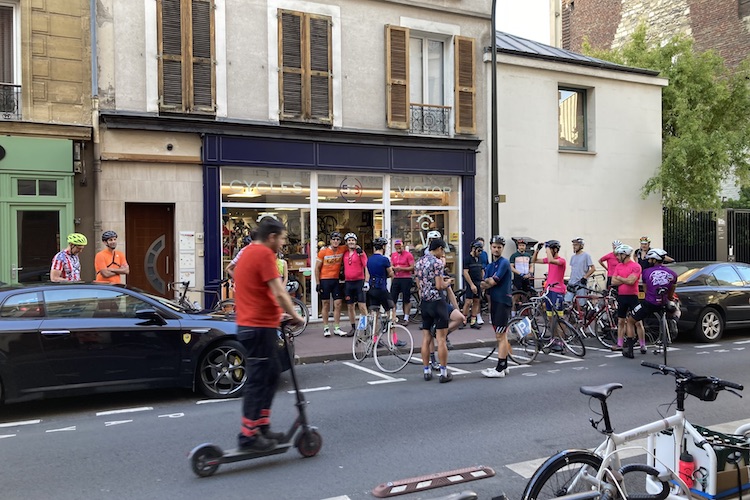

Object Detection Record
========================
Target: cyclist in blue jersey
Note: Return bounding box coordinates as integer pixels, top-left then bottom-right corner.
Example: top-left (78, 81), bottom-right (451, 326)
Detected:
top-left (480, 235), bottom-right (513, 378)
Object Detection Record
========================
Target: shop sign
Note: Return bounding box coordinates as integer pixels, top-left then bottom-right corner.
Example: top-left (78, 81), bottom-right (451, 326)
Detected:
top-left (394, 184), bottom-right (452, 196)
top-left (228, 179), bottom-right (305, 193)
top-left (338, 177), bottom-right (363, 203)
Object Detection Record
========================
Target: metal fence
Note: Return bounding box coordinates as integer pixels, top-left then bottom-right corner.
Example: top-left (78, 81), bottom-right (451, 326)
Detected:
top-left (663, 207), bottom-right (717, 261)
top-left (728, 209), bottom-right (750, 263)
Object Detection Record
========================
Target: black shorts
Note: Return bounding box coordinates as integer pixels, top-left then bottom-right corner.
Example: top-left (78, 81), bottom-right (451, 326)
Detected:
top-left (490, 301), bottom-right (511, 330)
top-left (632, 301), bottom-right (663, 322)
top-left (421, 299), bottom-right (449, 331)
top-left (617, 295), bottom-right (639, 319)
top-left (464, 285), bottom-right (481, 300)
top-left (344, 280), bottom-right (366, 304)
top-left (512, 276), bottom-right (533, 293)
top-left (320, 278), bottom-right (342, 301)
top-left (368, 287), bottom-right (394, 311)
top-left (390, 277), bottom-right (413, 303)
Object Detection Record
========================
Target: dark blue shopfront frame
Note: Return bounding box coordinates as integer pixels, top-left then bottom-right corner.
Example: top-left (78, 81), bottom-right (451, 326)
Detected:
top-left (202, 134), bottom-right (477, 293)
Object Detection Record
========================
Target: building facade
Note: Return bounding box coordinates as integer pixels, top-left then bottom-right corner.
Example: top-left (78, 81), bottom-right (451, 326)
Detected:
top-left (95, 0), bottom-right (491, 318)
top-left (0, 0), bottom-right (93, 284)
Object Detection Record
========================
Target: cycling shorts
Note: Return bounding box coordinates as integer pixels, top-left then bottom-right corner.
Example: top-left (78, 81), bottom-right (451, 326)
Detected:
top-left (617, 294), bottom-right (639, 319)
top-left (320, 278), bottom-right (342, 301)
top-left (512, 276), bottom-right (533, 293)
top-left (368, 288), bottom-right (394, 311)
top-left (544, 291), bottom-right (564, 312)
top-left (490, 301), bottom-right (510, 330)
top-left (344, 279), bottom-right (366, 304)
top-left (421, 299), bottom-right (449, 331)
top-left (390, 277), bottom-right (413, 303)
top-left (464, 285), bottom-right (481, 300)
top-left (632, 300), bottom-right (663, 322)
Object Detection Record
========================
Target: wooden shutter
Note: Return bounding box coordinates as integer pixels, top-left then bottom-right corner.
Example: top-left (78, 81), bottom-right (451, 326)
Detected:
top-left (158, 0), bottom-right (184, 111)
top-left (454, 36), bottom-right (476, 135)
top-left (191, 0), bottom-right (215, 112)
top-left (279, 10), bottom-right (304, 119)
top-left (308, 14), bottom-right (332, 123)
top-left (385, 25), bottom-right (409, 129)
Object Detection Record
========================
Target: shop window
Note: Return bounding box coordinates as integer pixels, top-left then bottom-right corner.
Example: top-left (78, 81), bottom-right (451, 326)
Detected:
top-left (386, 25), bottom-right (475, 135)
top-left (391, 209), bottom-right (460, 273)
top-left (318, 173), bottom-right (383, 204)
top-left (278, 9), bottom-right (332, 124)
top-left (559, 86), bottom-right (587, 150)
top-left (221, 168), bottom-right (311, 204)
top-left (390, 174), bottom-right (458, 207)
top-left (157, 0), bottom-right (215, 114)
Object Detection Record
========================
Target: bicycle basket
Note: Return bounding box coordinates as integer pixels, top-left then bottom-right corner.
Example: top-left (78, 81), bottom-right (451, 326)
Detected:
top-left (694, 425), bottom-right (750, 472)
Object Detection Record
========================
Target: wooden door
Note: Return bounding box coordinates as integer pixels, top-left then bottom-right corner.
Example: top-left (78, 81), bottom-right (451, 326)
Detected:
top-left (125, 203), bottom-right (175, 296)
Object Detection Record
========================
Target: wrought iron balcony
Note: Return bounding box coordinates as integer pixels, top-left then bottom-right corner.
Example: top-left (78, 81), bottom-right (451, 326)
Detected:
top-left (410, 103), bottom-right (451, 136)
top-left (0, 83), bottom-right (21, 120)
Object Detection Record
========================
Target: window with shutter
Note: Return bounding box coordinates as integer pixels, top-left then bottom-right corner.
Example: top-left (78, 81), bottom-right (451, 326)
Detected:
top-left (385, 25), bottom-right (409, 130)
top-left (278, 9), bottom-right (332, 124)
top-left (157, 0), bottom-right (215, 114)
top-left (454, 36), bottom-right (475, 135)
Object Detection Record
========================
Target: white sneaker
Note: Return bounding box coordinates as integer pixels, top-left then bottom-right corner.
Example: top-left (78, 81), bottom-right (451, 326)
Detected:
top-left (333, 326), bottom-right (346, 336)
top-left (323, 327), bottom-right (331, 337)
top-left (476, 317), bottom-right (484, 325)
top-left (481, 367), bottom-right (506, 378)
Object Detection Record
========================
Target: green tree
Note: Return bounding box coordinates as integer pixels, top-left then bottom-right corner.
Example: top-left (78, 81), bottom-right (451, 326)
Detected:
top-left (583, 25), bottom-right (750, 210)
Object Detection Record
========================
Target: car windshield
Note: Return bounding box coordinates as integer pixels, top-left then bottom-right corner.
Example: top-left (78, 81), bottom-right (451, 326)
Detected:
top-left (667, 263), bottom-right (708, 284)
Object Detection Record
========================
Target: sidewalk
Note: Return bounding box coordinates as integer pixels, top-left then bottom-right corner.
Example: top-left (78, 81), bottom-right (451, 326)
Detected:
top-left (293, 320), bottom-right (498, 364)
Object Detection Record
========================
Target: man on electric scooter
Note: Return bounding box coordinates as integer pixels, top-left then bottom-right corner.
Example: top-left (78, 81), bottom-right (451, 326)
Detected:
top-left (234, 218), bottom-right (304, 452)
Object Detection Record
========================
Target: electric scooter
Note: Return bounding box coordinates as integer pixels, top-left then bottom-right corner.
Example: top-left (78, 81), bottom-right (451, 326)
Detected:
top-left (189, 321), bottom-right (322, 477)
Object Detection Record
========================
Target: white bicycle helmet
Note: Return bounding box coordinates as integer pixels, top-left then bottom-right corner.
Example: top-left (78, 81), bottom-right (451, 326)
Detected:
top-left (614, 244), bottom-right (633, 256)
top-left (571, 237), bottom-right (585, 246)
top-left (645, 248), bottom-right (668, 261)
top-left (344, 232), bottom-right (357, 241)
top-left (427, 230), bottom-right (441, 240)
top-left (612, 239), bottom-right (622, 247)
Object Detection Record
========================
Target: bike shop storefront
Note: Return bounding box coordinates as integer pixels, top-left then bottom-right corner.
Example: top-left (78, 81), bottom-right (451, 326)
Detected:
top-left (203, 133), bottom-right (479, 322)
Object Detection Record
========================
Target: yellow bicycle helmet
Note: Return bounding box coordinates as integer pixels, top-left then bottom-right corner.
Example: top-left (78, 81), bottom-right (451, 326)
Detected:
top-left (67, 233), bottom-right (88, 246)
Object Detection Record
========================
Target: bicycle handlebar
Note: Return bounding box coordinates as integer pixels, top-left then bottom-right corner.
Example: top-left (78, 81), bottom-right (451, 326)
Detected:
top-left (641, 361), bottom-right (744, 391)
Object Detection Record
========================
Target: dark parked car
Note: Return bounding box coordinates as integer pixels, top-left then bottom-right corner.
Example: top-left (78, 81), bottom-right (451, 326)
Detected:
top-left (668, 261), bottom-right (750, 342)
top-left (0, 282), bottom-right (248, 403)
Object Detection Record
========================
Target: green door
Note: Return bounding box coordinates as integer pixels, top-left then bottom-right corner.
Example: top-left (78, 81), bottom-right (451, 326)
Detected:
top-left (9, 205), bottom-right (68, 284)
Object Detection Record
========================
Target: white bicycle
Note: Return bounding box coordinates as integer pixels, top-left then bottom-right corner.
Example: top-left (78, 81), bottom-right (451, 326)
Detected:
top-left (523, 361), bottom-right (749, 500)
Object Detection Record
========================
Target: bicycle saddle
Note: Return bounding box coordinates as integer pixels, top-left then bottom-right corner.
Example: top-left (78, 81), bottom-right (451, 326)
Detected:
top-left (580, 383), bottom-right (623, 401)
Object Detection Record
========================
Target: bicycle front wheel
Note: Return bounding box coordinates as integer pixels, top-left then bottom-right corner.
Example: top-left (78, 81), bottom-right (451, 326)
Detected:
top-left (522, 450), bottom-right (602, 500)
top-left (373, 324), bottom-right (414, 373)
top-left (506, 317), bottom-right (539, 365)
top-left (593, 308), bottom-right (618, 348)
top-left (287, 298), bottom-right (309, 337)
top-left (408, 293), bottom-right (422, 324)
top-left (559, 320), bottom-right (586, 357)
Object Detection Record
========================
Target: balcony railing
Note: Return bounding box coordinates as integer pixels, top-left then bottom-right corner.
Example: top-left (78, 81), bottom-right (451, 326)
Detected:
top-left (0, 83), bottom-right (21, 120)
top-left (410, 103), bottom-right (451, 136)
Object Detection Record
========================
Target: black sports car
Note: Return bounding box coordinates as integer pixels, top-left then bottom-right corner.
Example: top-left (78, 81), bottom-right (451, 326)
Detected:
top-left (0, 282), bottom-right (249, 403)
top-left (668, 261), bottom-right (750, 342)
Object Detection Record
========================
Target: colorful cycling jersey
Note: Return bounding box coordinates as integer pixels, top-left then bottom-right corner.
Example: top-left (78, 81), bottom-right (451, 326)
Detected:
top-left (543, 256), bottom-right (567, 294)
top-left (599, 252), bottom-right (619, 277)
top-left (51, 249), bottom-right (81, 281)
top-left (484, 257), bottom-right (512, 306)
top-left (642, 265), bottom-right (678, 305)
top-left (390, 250), bottom-right (414, 278)
top-left (317, 246), bottom-right (346, 279)
top-left (509, 251), bottom-right (532, 275)
top-left (367, 253), bottom-right (391, 290)
top-left (415, 254), bottom-right (444, 302)
top-left (613, 260), bottom-right (642, 295)
top-left (343, 249), bottom-right (367, 281)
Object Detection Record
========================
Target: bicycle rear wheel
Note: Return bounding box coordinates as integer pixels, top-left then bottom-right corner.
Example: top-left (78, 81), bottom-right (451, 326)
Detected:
top-left (506, 317), bottom-right (539, 365)
top-left (593, 308), bottom-right (618, 348)
top-left (523, 450), bottom-right (602, 500)
top-left (352, 327), bottom-right (372, 362)
top-left (373, 324), bottom-right (414, 373)
top-left (287, 298), bottom-right (309, 337)
top-left (408, 292), bottom-right (422, 324)
top-left (558, 319), bottom-right (586, 357)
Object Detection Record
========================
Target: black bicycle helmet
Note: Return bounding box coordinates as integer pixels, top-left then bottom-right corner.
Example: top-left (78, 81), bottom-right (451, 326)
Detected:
top-left (330, 231), bottom-right (342, 240)
top-left (471, 240), bottom-right (484, 249)
top-left (373, 237), bottom-right (388, 249)
top-left (101, 230), bottom-right (117, 241)
top-left (490, 235), bottom-right (505, 245)
top-left (546, 240), bottom-right (561, 250)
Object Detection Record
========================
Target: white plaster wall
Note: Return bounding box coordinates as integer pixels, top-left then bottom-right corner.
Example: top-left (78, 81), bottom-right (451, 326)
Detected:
top-left (494, 57), bottom-right (666, 274)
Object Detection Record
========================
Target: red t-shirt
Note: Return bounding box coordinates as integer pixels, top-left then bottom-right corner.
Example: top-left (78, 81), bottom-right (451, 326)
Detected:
top-left (613, 260), bottom-right (642, 296)
top-left (234, 244), bottom-right (282, 327)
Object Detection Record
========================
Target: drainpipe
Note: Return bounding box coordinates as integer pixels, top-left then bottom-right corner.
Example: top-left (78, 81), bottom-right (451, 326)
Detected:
top-left (490, 0), bottom-right (499, 236)
top-left (90, 0), bottom-right (101, 237)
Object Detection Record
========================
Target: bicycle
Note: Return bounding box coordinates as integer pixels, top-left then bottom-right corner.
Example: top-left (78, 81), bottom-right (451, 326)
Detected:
top-left (522, 361), bottom-right (747, 500)
top-left (512, 283), bottom-right (587, 361)
top-left (352, 307), bottom-right (414, 373)
top-left (564, 285), bottom-right (619, 349)
top-left (636, 299), bottom-right (680, 365)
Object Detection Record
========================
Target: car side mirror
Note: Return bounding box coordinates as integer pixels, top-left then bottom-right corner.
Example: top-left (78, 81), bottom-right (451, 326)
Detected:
top-left (135, 308), bottom-right (167, 325)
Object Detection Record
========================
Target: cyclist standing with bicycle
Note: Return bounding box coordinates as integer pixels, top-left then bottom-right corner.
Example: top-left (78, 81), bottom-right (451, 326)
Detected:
top-left (565, 237), bottom-right (595, 307)
top-left (509, 237), bottom-right (534, 317)
top-left (390, 239), bottom-right (415, 325)
top-left (343, 233), bottom-right (369, 337)
top-left (480, 235), bottom-right (514, 378)
top-left (234, 218), bottom-right (304, 452)
top-left (610, 244), bottom-right (642, 358)
top-left (598, 240), bottom-right (622, 290)
top-left (462, 240), bottom-right (485, 329)
top-left (631, 248), bottom-right (678, 334)
top-left (366, 237), bottom-right (401, 341)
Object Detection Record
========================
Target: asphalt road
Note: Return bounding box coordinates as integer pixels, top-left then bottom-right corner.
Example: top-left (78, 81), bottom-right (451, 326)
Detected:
top-left (1, 337), bottom-right (748, 500)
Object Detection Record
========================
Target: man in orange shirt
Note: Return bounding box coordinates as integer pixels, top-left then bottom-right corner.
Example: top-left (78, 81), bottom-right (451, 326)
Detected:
top-left (235, 218), bottom-right (303, 452)
top-left (315, 232), bottom-right (346, 337)
top-left (94, 230), bottom-right (130, 284)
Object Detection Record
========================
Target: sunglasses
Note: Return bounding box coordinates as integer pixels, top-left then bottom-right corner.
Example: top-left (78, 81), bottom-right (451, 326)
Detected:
top-left (331, 238), bottom-right (341, 241)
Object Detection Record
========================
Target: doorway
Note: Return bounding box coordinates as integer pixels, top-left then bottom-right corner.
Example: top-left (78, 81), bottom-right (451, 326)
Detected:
top-left (317, 208), bottom-right (382, 253)
top-left (125, 203), bottom-right (175, 296)
top-left (11, 206), bottom-right (63, 283)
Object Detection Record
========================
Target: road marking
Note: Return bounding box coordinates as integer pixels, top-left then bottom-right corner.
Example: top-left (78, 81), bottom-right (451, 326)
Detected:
top-left (104, 420), bottom-right (133, 427)
top-left (196, 398), bottom-right (237, 405)
top-left (0, 434), bottom-right (17, 439)
top-left (586, 346), bottom-right (612, 352)
top-left (287, 386), bottom-right (332, 394)
top-left (448, 366), bottom-right (471, 375)
top-left (0, 419), bottom-right (41, 428)
top-left (733, 347), bottom-right (746, 351)
top-left (463, 352), bottom-right (494, 359)
top-left (695, 344), bottom-right (721, 348)
top-left (733, 340), bottom-right (750, 344)
top-left (605, 353), bottom-right (622, 358)
top-left (158, 413), bottom-right (185, 419)
top-left (96, 407), bottom-right (153, 417)
top-left (714, 349), bottom-right (730, 353)
top-left (46, 426), bottom-right (76, 433)
top-left (342, 361), bottom-right (405, 384)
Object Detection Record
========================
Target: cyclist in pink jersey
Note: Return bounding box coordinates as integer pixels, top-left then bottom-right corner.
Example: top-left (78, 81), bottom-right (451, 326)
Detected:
top-left (390, 239), bottom-right (415, 325)
top-left (532, 240), bottom-right (566, 312)
top-left (611, 244), bottom-right (642, 358)
top-left (598, 240), bottom-right (622, 290)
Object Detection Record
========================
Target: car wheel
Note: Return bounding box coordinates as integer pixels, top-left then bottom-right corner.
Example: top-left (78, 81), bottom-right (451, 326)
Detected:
top-left (694, 307), bottom-right (724, 342)
top-left (197, 340), bottom-right (247, 398)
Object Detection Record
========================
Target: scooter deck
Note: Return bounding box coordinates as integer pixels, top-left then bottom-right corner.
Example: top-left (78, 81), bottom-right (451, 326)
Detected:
top-left (219, 442), bottom-right (293, 464)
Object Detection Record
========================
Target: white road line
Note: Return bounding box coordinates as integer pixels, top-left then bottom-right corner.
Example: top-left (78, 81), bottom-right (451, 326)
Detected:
top-left (0, 419), bottom-right (41, 428)
top-left (104, 420), bottom-right (133, 427)
top-left (158, 413), bottom-right (185, 419)
top-left (96, 407), bottom-right (153, 417)
top-left (695, 344), bottom-right (721, 348)
top-left (321, 496), bottom-right (351, 500)
top-left (463, 352), bottom-right (494, 359)
top-left (586, 346), bottom-right (612, 352)
top-left (369, 378), bottom-right (407, 385)
top-left (0, 434), bottom-right (17, 439)
top-left (287, 386), bottom-right (332, 394)
top-left (46, 426), bottom-right (76, 433)
top-left (733, 340), bottom-right (750, 344)
top-left (342, 361), bottom-right (403, 382)
top-left (196, 398), bottom-right (237, 405)
top-left (448, 366), bottom-right (472, 375)
top-left (733, 347), bottom-right (746, 351)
